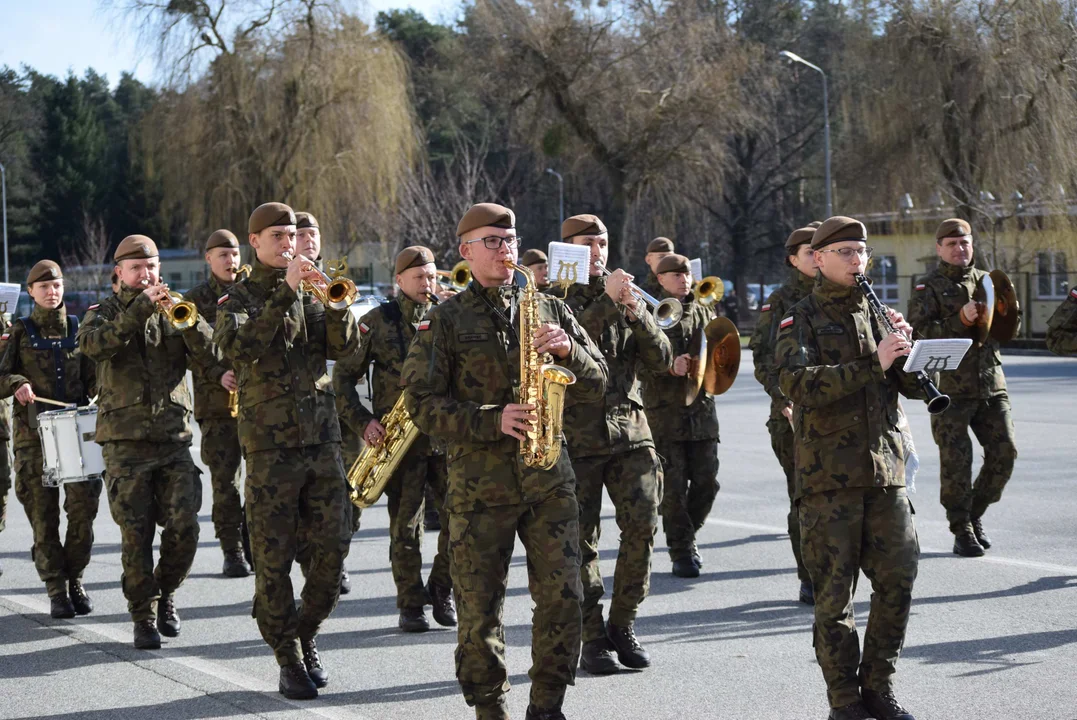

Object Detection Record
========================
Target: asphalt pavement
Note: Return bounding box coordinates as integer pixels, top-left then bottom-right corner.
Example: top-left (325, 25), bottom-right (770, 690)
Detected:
top-left (1, 354), bottom-right (1075, 720)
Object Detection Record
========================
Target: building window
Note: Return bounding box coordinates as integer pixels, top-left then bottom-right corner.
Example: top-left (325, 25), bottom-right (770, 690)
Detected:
top-left (169, 272), bottom-right (183, 288)
top-left (868, 254), bottom-right (899, 303)
top-left (1036, 250), bottom-right (1068, 299)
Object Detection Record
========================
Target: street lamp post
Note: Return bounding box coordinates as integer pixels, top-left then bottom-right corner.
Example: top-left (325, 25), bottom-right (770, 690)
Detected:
top-left (779, 50), bottom-right (832, 217)
top-left (546, 168), bottom-right (564, 229)
top-left (0, 161), bottom-right (7, 283)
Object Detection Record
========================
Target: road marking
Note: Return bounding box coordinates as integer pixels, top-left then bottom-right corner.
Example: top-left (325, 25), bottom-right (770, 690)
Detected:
top-left (0, 593), bottom-right (375, 720)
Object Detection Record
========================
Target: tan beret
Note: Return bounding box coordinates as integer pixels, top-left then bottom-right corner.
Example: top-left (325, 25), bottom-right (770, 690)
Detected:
top-left (114, 234), bottom-right (159, 262)
top-left (936, 218), bottom-right (972, 241)
top-left (395, 245), bottom-right (436, 275)
top-left (27, 260), bottom-right (62, 285)
top-left (205, 229), bottom-right (239, 252)
top-left (456, 203), bottom-right (515, 237)
top-left (784, 227), bottom-right (817, 251)
top-left (646, 237), bottom-right (674, 254)
top-left (296, 212), bottom-right (319, 230)
top-left (248, 202), bottom-right (296, 235)
top-left (657, 253), bottom-right (691, 275)
top-left (811, 216), bottom-right (867, 250)
top-left (520, 249), bottom-right (547, 267)
top-left (807, 220), bottom-right (823, 229)
top-left (561, 214), bottom-right (607, 240)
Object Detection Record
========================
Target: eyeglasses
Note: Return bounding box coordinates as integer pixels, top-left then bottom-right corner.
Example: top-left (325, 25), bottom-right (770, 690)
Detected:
top-left (819, 246), bottom-right (873, 261)
top-left (464, 235), bottom-right (520, 250)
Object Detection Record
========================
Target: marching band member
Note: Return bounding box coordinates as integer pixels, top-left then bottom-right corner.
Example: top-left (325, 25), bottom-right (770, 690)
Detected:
top-left (78, 236), bottom-right (223, 649)
top-left (520, 248), bottom-right (549, 289)
top-left (0, 261), bottom-right (99, 617)
top-left (1046, 287), bottom-right (1077, 356)
top-left (215, 203), bottom-right (358, 699)
top-left (641, 237), bottom-right (675, 297)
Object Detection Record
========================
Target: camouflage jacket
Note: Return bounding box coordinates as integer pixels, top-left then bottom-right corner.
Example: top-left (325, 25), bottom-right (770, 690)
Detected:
top-left (749, 269), bottom-right (816, 421)
top-left (639, 272), bottom-right (662, 300)
top-left (776, 274), bottom-right (923, 499)
top-left (214, 258), bottom-right (359, 455)
top-left (907, 261), bottom-right (1007, 400)
top-left (78, 286), bottom-right (221, 445)
top-left (0, 314), bottom-right (9, 441)
top-left (0, 304), bottom-right (96, 449)
top-left (402, 281), bottom-right (608, 513)
top-left (641, 293), bottom-right (720, 442)
top-left (185, 274), bottom-right (234, 421)
top-left (561, 276), bottom-right (672, 457)
top-left (333, 293), bottom-right (433, 454)
top-left (1045, 288), bottom-right (1077, 357)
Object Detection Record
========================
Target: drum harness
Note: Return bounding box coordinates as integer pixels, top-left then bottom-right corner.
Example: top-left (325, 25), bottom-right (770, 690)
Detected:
top-left (22, 316), bottom-right (80, 427)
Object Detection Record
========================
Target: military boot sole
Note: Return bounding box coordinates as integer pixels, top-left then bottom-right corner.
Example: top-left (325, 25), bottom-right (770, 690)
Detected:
top-left (279, 682), bottom-right (318, 700)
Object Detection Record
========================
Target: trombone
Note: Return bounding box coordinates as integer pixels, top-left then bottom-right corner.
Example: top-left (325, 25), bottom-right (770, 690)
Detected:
top-left (693, 276), bottom-right (725, 307)
top-left (596, 264), bottom-right (682, 328)
top-left (283, 253), bottom-right (358, 310)
top-left (437, 261), bottom-right (471, 293)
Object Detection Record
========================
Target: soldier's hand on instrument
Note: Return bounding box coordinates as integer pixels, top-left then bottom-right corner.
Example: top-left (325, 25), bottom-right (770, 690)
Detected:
top-left (878, 333), bottom-right (912, 371)
top-left (672, 353), bottom-right (691, 376)
top-left (961, 300), bottom-right (980, 324)
top-left (285, 254), bottom-right (318, 292)
top-left (533, 323), bottom-right (572, 359)
top-left (220, 370), bottom-right (238, 392)
top-left (14, 382), bottom-right (36, 406)
top-left (781, 404), bottom-right (793, 421)
top-left (604, 269), bottom-right (634, 305)
top-left (364, 419), bottom-right (387, 445)
top-left (886, 308), bottom-right (914, 338)
top-left (143, 284), bottom-right (169, 303)
top-left (501, 403), bottom-right (538, 441)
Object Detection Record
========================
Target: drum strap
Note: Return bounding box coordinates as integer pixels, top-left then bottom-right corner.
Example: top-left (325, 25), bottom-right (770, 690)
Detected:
top-left (22, 317), bottom-right (79, 404)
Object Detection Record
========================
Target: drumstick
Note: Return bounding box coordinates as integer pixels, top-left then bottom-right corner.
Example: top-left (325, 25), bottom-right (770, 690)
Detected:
top-left (34, 397), bottom-right (77, 408)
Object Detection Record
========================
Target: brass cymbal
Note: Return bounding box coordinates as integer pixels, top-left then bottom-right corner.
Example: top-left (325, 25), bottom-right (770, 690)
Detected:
top-left (702, 317), bottom-right (741, 395)
top-left (988, 269), bottom-right (1020, 343)
top-left (685, 325), bottom-right (707, 406)
top-left (972, 273), bottom-right (995, 345)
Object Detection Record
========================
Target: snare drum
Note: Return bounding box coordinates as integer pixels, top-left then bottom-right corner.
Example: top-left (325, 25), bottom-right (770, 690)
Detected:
top-left (38, 406), bottom-right (104, 487)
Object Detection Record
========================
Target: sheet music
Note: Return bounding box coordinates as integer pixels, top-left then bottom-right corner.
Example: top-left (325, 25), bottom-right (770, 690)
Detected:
top-left (690, 258), bottom-right (703, 280)
top-left (0, 282), bottom-right (21, 315)
top-left (903, 338), bottom-right (973, 373)
top-left (546, 242), bottom-right (591, 286)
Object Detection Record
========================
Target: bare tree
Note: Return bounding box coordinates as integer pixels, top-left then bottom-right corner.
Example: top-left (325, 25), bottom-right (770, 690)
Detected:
top-left (60, 212), bottom-right (113, 292)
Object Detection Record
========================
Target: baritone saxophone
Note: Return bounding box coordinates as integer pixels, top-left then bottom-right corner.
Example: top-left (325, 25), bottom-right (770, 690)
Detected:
top-left (347, 393), bottom-right (421, 508)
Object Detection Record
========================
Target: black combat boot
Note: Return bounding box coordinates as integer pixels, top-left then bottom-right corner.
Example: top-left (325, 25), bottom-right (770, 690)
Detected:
top-left (70, 580), bottom-right (93, 615)
top-left (525, 704), bottom-right (567, 720)
top-left (50, 593), bottom-right (76, 619)
top-left (427, 580), bottom-right (457, 627)
top-left (399, 606), bottom-right (430, 633)
top-left (579, 637), bottom-right (619, 675)
top-left (799, 580), bottom-right (815, 606)
top-left (424, 508), bottom-right (441, 532)
top-left (158, 595), bottom-right (181, 637)
top-left (339, 569), bottom-right (352, 595)
top-left (862, 689), bottom-right (915, 720)
top-left (133, 619), bottom-right (162, 649)
top-left (671, 556), bottom-right (700, 578)
top-left (222, 548), bottom-right (251, 578)
top-left (691, 549), bottom-right (703, 569)
top-left (301, 636), bottom-right (328, 688)
top-left (828, 701), bottom-right (877, 720)
top-left (279, 662), bottom-right (318, 699)
top-left (606, 621), bottom-right (651, 669)
top-left (970, 516), bottom-right (992, 549)
top-left (952, 524), bottom-right (985, 557)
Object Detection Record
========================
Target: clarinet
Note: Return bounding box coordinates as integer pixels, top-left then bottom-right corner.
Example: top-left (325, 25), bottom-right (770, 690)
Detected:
top-left (855, 274), bottom-right (950, 415)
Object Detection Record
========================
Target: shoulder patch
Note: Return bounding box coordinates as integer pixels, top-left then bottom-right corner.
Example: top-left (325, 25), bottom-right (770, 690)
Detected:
top-left (359, 322), bottom-right (371, 334)
top-left (217, 294), bottom-right (229, 306)
top-left (760, 303), bottom-right (771, 312)
top-left (780, 316), bottom-right (794, 329)
top-left (418, 320), bottom-right (431, 331)
top-left (1070, 287), bottom-right (1077, 300)
top-left (88, 303), bottom-right (100, 311)
top-left (915, 284), bottom-right (926, 291)
top-left (0, 333), bottom-right (8, 341)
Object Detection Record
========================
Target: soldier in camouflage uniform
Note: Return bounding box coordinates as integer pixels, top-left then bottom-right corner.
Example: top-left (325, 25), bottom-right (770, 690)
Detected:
top-left (78, 235), bottom-right (224, 650)
top-left (521, 248), bottom-right (549, 290)
top-left (215, 203), bottom-right (358, 700)
top-left (0, 261), bottom-right (99, 617)
top-left (640, 237), bottom-right (674, 299)
top-left (1046, 287), bottom-right (1077, 356)
top-left (560, 214), bottom-right (673, 675)
top-left (333, 245), bottom-right (456, 633)
top-left (642, 254), bottom-right (720, 580)
top-left (748, 224), bottom-right (819, 604)
top-left (184, 229), bottom-right (248, 578)
top-left (776, 216), bottom-right (922, 720)
top-left (907, 218), bottom-right (1017, 557)
top-left (0, 311), bottom-right (10, 579)
top-left (403, 203), bottom-right (608, 720)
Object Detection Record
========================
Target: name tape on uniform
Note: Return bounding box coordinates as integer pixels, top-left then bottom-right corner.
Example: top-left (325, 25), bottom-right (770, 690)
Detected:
top-left (690, 258), bottom-right (703, 281)
top-left (546, 242), bottom-right (591, 286)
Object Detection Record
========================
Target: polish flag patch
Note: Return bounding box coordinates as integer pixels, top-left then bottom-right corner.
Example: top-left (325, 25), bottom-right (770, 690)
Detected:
top-left (0, 333), bottom-right (8, 341)
top-left (780, 316), bottom-right (794, 329)
top-left (217, 294), bottom-right (229, 306)
top-left (418, 320), bottom-right (431, 331)
top-left (1070, 287), bottom-right (1077, 300)
top-left (359, 322), bottom-right (371, 334)
top-left (915, 284), bottom-right (926, 291)
top-left (88, 303), bottom-right (100, 311)
top-left (760, 303), bottom-right (771, 312)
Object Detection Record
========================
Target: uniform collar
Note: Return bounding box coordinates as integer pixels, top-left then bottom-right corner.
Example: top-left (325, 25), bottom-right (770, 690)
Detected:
top-left (118, 284), bottom-right (144, 308)
top-left (470, 280), bottom-right (519, 308)
top-left (397, 293), bottom-right (430, 324)
top-left (30, 303), bottom-right (67, 332)
top-left (208, 273), bottom-right (229, 296)
top-left (792, 267), bottom-right (816, 294)
top-left (938, 260), bottom-right (973, 281)
top-left (813, 272), bottom-right (866, 313)
top-left (249, 256), bottom-right (287, 290)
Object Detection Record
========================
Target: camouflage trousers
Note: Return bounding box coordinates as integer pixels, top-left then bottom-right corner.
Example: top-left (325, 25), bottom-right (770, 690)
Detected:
top-left (198, 418), bottom-right (243, 551)
top-left (246, 444), bottom-right (352, 666)
top-left (574, 447), bottom-right (661, 643)
top-left (798, 487), bottom-right (919, 709)
top-left (0, 437), bottom-right (10, 535)
top-left (14, 445), bottom-right (102, 596)
top-left (448, 488), bottom-right (582, 718)
top-left (929, 395), bottom-right (1017, 531)
top-left (655, 437), bottom-right (719, 561)
top-left (767, 417), bottom-right (810, 583)
top-left (386, 448), bottom-right (451, 609)
top-left (102, 441), bottom-right (203, 622)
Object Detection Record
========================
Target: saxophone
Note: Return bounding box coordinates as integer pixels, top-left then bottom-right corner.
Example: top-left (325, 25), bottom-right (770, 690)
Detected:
top-left (347, 393), bottom-right (421, 508)
top-left (228, 264), bottom-right (252, 418)
top-left (505, 259), bottom-right (577, 469)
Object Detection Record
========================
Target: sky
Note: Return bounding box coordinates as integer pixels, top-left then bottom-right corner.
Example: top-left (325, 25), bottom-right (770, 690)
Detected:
top-left (1, 0), bottom-right (457, 87)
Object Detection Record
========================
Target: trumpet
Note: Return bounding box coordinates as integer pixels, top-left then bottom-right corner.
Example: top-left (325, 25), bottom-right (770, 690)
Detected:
top-left (693, 276), bottom-right (725, 306)
top-left (283, 252), bottom-right (358, 310)
top-left (153, 287), bottom-right (198, 330)
top-left (437, 261), bottom-right (471, 293)
top-left (596, 264), bottom-right (682, 328)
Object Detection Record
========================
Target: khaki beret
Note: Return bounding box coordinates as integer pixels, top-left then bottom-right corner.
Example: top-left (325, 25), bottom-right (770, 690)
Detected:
top-left (205, 229), bottom-right (239, 252)
top-left (784, 227), bottom-right (817, 251)
top-left (114, 234), bottom-right (159, 262)
top-left (296, 212), bottom-right (319, 230)
top-left (456, 203), bottom-right (515, 237)
top-left (520, 249), bottom-right (547, 267)
top-left (395, 246), bottom-right (436, 275)
top-left (807, 220), bottom-right (823, 229)
top-left (936, 218), bottom-right (972, 241)
top-left (27, 260), bottom-right (62, 285)
top-left (811, 216), bottom-right (867, 250)
top-left (561, 214), bottom-right (607, 240)
top-left (248, 202), bottom-right (296, 235)
top-left (646, 237), bottom-right (675, 254)
top-left (657, 253), bottom-right (691, 275)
